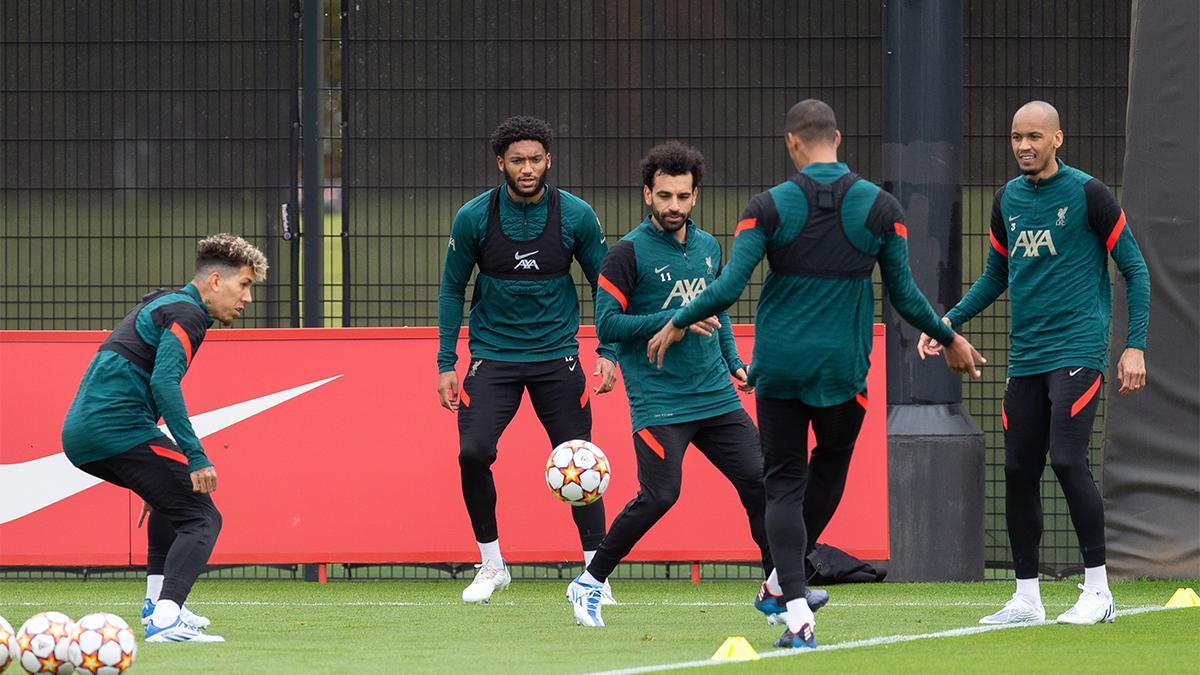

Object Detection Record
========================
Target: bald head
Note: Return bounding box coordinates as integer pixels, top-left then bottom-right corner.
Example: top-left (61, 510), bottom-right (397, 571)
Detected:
top-left (1013, 100), bottom-right (1061, 132)
top-left (785, 99), bottom-right (838, 144)
top-left (1011, 100), bottom-right (1064, 180)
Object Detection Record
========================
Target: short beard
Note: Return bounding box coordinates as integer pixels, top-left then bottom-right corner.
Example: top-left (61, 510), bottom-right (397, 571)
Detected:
top-left (504, 170), bottom-right (545, 199)
top-left (652, 208), bottom-right (688, 233)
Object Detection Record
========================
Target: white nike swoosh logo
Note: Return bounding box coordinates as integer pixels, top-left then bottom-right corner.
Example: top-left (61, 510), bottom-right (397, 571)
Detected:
top-left (654, 266), bottom-right (670, 274)
top-left (514, 250), bottom-right (539, 260)
top-left (0, 375), bottom-right (341, 524)
top-left (1069, 368), bottom-right (1083, 376)
top-left (1008, 216), bottom-right (1020, 221)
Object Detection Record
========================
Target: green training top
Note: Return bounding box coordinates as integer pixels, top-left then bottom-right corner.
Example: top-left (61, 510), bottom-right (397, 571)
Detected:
top-left (946, 160), bottom-right (1150, 376)
top-left (62, 284), bottom-right (214, 471)
top-left (437, 184), bottom-right (616, 371)
top-left (596, 217), bottom-right (745, 431)
top-left (673, 162), bottom-right (955, 406)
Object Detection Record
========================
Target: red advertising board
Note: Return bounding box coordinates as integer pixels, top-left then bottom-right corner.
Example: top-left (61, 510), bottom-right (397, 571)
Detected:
top-left (0, 326), bottom-right (887, 565)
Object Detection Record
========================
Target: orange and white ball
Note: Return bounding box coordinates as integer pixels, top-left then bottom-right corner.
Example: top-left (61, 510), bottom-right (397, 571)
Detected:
top-left (0, 615), bottom-right (18, 673)
top-left (15, 611), bottom-right (75, 675)
top-left (67, 614), bottom-right (135, 675)
top-left (546, 439), bottom-right (611, 506)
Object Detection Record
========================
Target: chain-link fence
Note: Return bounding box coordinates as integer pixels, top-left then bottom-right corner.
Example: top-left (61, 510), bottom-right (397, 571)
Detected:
top-left (0, 0), bottom-right (300, 329)
top-left (2, 0), bottom-right (1128, 579)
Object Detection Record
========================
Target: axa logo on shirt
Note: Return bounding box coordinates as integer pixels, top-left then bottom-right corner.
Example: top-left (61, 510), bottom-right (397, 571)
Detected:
top-left (661, 277), bottom-right (708, 309)
top-left (1011, 229), bottom-right (1058, 257)
top-left (513, 250), bottom-right (539, 270)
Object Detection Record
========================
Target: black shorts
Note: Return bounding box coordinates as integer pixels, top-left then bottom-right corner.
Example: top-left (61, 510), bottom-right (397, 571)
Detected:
top-left (77, 437), bottom-right (217, 523)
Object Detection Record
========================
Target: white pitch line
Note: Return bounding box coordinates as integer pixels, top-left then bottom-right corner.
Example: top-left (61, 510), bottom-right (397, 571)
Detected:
top-left (585, 605), bottom-right (1181, 675)
top-left (0, 599), bottom-right (1046, 609)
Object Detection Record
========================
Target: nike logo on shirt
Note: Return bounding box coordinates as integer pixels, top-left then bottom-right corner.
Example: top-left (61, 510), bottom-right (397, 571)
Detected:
top-left (1069, 368), bottom-right (1083, 376)
top-left (514, 250), bottom-right (539, 260)
top-left (654, 266), bottom-right (670, 274)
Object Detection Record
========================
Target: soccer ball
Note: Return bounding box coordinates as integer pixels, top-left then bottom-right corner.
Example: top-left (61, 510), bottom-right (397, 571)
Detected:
top-left (546, 440), bottom-right (611, 506)
top-left (67, 614), bottom-right (135, 675)
top-left (0, 615), bottom-right (18, 673)
top-left (15, 612), bottom-right (74, 675)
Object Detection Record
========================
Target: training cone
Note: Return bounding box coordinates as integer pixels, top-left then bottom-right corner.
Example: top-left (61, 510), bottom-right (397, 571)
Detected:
top-left (711, 636), bottom-right (759, 661)
top-left (1165, 587), bottom-right (1200, 608)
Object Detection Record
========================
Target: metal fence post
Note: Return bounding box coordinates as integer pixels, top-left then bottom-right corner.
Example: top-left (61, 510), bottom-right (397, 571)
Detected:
top-left (301, 0), bottom-right (324, 327)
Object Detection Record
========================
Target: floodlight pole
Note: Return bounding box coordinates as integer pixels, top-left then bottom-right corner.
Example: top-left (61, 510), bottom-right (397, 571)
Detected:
top-left (881, 0), bottom-right (985, 581)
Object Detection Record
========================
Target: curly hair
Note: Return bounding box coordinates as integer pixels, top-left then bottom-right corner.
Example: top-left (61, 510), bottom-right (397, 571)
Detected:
top-left (640, 141), bottom-right (705, 189)
top-left (195, 233), bottom-right (269, 282)
top-left (490, 116), bottom-right (553, 157)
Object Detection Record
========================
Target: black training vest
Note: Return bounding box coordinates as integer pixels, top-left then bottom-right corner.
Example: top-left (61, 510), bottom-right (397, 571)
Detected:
top-left (766, 172), bottom-right (878, 279)
top-left (476, 185), bottom-right (571, 281)
top-left (98, 288), bottom-right (176, 372)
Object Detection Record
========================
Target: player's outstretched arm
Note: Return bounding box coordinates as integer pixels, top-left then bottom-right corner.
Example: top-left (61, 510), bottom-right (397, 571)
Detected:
top-left (651, 213), bottom-right (768, 368)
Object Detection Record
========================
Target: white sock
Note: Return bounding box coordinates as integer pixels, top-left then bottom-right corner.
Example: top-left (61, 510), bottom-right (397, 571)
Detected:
top-left (583, 549), bottom-right (596, 566)
top-left (150, 599), bottom-right (180, 628)
top-left (477, 540), bottom-right (503, 568)
top-left (766, 569), bottom-right (782, 595)
top-left (1083, 565), bottom-right (1109, 594)
top-left (783, 597), bottom-right (815, 634)
top-left (145, 575), bottom-right (164, 603)
top-left (578, 571), bottom-right (603, 586)
top-left (1015, 577), bottom-right (1041, 604)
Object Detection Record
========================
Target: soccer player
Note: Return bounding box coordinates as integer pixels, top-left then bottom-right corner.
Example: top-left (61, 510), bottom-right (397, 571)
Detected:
top-left (566, 142), bottom-right (827, 628)
top-left (646, 100), bottom-right (985, 648)
top-left (920, 101), bottom-right (1150, 626)
top-left (61, 234), bottom-right (267, 643)
top-left (437, 116), bottom-right (618, 604)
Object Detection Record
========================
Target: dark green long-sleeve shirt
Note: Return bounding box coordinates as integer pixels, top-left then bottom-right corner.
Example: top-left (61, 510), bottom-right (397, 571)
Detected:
top-left (437, 185), bottom-right (616, 371)
top-left (946, 160), bottom-right (1150, 376)
top-left (62, 284), bottom-right (214, 471)
top-left (673, 162), bottom-right (955, 406)
top-left (596, 218), bottom-right (745, 431)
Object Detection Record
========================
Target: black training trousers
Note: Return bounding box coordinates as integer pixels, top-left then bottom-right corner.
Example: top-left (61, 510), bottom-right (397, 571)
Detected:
top-left (78, 438), bottom-right (221, 605)
top-left (586, 409), bottom-right (771, 582)
top-left (457, 355), bottom-right (606, 550)
top-left (757, 393), bottom-right (867, 603)
top-left (1003, 367), bottom-right (1106, 579)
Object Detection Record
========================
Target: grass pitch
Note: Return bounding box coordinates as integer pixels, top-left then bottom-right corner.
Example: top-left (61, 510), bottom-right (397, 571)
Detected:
top-left (0, 578), bottom-right (1196, 673)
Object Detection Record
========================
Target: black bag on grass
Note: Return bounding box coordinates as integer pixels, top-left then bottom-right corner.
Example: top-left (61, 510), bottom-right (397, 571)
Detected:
top-left (806, 543), bottom-right (887, 584)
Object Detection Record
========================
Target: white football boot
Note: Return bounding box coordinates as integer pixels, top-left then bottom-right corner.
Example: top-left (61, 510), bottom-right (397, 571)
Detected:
top-left (145, 616), bottom-right (224, 643)
top-left (1056, 584), bottom-right (1116, 624)
top-left (567, 577), bottom-right (605, 627)
top-left (141, 599), bottom-right (211, 628)
top-left (461, 560), bottom-right (511, 603)
top-left (979, 592), bottom-right (1046, 624)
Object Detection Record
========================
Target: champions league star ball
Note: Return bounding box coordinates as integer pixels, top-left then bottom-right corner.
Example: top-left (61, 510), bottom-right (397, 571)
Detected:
top-left (546, 440), bottom-right (611, 506)
top-left (0, 615), bottom-right (18, 673)
top-left (15, 612), bottom-right (75, 675)
top-left (67, 614), bottom-right (136, 675)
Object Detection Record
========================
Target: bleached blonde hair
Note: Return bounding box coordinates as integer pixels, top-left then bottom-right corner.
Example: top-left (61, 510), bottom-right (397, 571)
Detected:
top-left (195, 233), bottom-right (269, 282)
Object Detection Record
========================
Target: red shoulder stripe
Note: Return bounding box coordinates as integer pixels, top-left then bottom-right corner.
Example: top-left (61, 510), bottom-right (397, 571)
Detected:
top-left (168, 323), bottom-right (193, 367)
top-left (597, 274), bottom-right (628, 311)
top-left (1105, 210), bottom-right (1126, 252)
top-left (989, 230), bottom-right (1008, 257)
